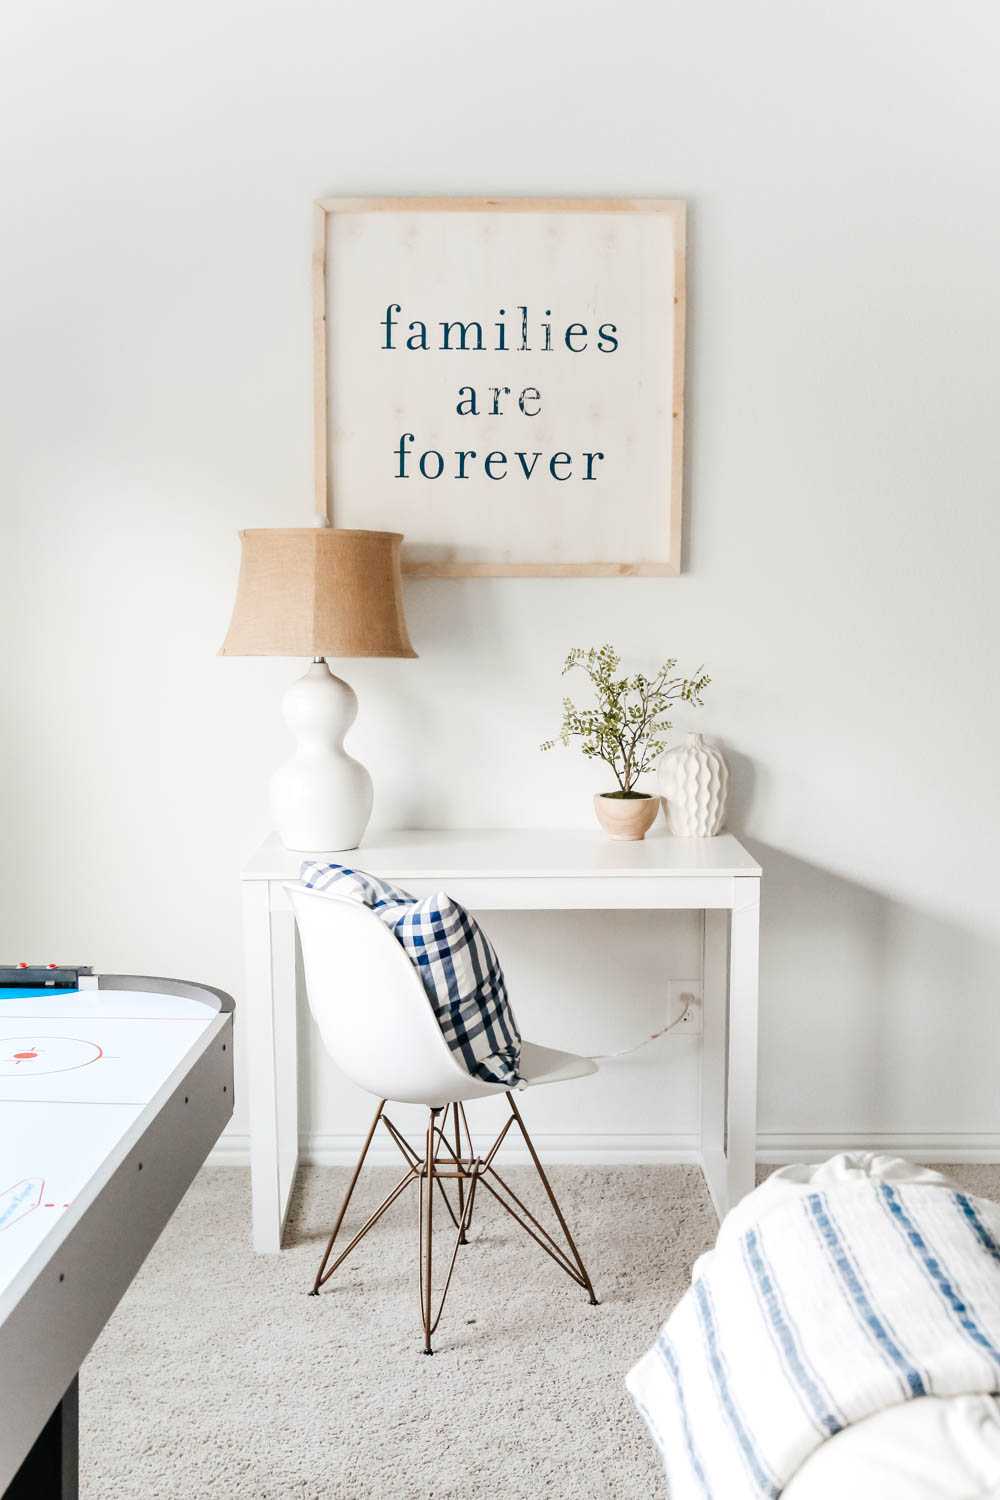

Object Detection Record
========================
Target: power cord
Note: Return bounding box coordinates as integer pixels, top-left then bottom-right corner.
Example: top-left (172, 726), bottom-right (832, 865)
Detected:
top-left (589, 992), bottom-right (695, 1062)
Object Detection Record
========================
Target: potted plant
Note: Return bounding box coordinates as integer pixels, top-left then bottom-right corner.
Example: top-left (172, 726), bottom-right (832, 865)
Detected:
top-left (541, 645), bottom-right (710, 841)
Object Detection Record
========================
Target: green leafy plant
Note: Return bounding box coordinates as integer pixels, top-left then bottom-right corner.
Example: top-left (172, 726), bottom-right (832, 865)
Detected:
top-left (540, 644), bottom-right (710, 797)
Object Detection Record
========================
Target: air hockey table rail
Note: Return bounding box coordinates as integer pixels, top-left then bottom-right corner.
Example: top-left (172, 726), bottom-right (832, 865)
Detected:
top-left (0, 969), bottom-right (234, 1498)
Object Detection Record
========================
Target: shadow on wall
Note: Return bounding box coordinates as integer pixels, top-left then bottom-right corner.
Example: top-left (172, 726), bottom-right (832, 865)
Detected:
top-left (712, 738), bottom-right (760, 832)
top-left (715, 734), bottom-right (1000, 1145)
top-left (742, 836), bottom-right (1000, 1146)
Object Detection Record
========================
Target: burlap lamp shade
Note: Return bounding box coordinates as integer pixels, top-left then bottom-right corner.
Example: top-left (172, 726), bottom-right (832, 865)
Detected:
top-left (219, 528), bottom-right (416, 660)
top-left (219, 526), bottom-right (417, 853)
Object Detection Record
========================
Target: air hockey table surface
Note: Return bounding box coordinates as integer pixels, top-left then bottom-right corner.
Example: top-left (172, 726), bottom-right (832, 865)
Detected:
top-left (0, 967), bottom-right (234, 1498)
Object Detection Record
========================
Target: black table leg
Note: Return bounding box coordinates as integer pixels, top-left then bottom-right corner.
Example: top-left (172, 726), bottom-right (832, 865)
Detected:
top-left (3, 1377), bottom-right (78, 1500)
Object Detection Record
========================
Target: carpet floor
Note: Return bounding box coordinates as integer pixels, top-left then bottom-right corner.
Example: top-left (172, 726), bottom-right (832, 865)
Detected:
top-left (80, 1162), bottom-right (1000, 1499)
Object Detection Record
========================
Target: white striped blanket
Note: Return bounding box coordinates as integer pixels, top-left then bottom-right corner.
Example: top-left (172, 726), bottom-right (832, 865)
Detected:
top-left (627, 1180), bottom-right (1000, 1498)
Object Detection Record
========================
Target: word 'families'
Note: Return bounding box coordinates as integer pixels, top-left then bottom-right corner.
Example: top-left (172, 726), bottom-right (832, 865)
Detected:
top-left (380, 305), bottom-right (618, 354)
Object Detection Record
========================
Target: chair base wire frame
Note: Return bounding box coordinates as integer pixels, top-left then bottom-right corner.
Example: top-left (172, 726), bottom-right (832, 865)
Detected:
top-left (307, 1094), bottom-right (599, 1354)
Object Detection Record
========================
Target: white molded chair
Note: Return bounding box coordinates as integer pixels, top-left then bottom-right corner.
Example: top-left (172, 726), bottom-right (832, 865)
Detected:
top-left (287, 882), bottom-right (600, 1353)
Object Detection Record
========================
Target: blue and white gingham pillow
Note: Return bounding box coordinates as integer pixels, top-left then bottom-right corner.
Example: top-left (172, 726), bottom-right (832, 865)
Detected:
top-left (299, 862), bottom-right (522, 1088)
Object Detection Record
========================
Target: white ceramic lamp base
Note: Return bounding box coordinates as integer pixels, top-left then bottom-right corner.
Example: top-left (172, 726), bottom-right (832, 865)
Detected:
top-left (269, 660), bottom-right (373, 852)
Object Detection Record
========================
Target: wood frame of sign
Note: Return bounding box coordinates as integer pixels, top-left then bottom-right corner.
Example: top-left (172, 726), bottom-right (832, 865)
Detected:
top-left (313, 196), bottom-right (686, 577)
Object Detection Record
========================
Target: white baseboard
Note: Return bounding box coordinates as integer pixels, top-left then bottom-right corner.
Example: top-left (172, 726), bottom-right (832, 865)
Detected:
top-left (208, 1131), bottom-right (703, 1167)
top-left (208, 1129), bottom-right (1000, 1169)
top-left (757, 1132), bottom-right (1000, 1164)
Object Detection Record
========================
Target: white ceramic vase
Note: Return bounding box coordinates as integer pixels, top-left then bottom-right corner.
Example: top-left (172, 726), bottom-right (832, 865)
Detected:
top-left (269, 660), bottom-right (373, 852)
top-left (657, 732), bottom-right (729, 838)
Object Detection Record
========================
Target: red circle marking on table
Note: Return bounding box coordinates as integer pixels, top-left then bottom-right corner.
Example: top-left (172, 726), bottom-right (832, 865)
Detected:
top-left (0, 1037), bottom-right (104, 1076)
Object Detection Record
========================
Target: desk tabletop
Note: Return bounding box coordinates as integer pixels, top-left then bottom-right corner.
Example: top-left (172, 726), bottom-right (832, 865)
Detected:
top-left (241, 828), bottom-right (762, 881)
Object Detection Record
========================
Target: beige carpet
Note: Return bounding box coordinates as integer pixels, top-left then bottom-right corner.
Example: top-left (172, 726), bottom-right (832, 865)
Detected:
top-left (80, 1162), bottom-right (1000, 1500)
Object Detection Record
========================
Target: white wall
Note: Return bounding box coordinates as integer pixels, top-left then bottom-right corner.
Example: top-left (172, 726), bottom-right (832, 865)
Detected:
top-left (3, 0), bottom-right (999, 1162)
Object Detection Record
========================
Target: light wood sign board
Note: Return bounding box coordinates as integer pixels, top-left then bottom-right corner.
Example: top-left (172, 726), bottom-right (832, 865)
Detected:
top-left (314, 197), bottom-right (686, 577)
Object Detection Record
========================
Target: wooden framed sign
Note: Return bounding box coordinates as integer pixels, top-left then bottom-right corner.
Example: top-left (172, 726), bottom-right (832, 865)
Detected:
top-left (314, 197), bottom-right (686, 577)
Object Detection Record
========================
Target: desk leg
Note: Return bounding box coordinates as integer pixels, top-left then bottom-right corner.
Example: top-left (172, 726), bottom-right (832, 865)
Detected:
top-left (700, 910), bottom-right (729, 1221)
top-left (725, 877), bottom-right (760, 1210)
top-left (243, 882), bottom-right (300, 1253)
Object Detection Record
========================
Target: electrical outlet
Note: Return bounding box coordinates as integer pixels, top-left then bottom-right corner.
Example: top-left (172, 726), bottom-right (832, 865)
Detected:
top-left (666, 980), bottom-right (702, 1035)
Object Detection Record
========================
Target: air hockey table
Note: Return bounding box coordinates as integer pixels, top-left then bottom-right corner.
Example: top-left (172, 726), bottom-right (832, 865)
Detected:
top-left (0, 966), bottom-right (234, 1499)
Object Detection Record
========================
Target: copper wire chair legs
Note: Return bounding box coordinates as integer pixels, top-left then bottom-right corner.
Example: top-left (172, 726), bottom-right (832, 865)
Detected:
top-left (309, 1094), bottom-right (597, 1351)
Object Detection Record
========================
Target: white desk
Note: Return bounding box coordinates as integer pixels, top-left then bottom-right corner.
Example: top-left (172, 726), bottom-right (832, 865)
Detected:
top-left (240, 828), bottom-right (762, 1253)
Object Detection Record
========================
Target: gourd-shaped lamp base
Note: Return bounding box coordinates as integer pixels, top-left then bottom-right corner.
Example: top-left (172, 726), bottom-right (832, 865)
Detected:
top-left (219, 527), bottom-right (416, 851)
top-left (269, 660), bottom-right (374, 852)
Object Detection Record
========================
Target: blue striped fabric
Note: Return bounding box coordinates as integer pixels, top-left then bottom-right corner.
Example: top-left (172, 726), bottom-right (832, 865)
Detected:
top-left (805, 1191), bottom-right (927, 1399)
top-left (654, 1333), bottom-right (716, 1500)
top-left (741, 1226), bottom-right (844, 1438)
top-left (627, 1178), bottom-right (1000, 1499)
top-left (299, 861), bottom-right (522, 1088)
top-left (956, 1193), bottom-right (1000, 1266)
top-left (878, 1183), bottom-right (1000, 1375)
top-left (693, 1278), bottom-right (781, 1497)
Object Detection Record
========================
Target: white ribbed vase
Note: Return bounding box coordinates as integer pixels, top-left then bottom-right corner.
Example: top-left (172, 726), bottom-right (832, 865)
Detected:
top-left (657, 732), bottom-right (729, 838)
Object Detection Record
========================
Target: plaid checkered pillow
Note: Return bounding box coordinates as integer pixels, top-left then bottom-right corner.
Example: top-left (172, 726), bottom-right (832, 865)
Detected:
top-left (299, 862), bottom-right (522, 1088)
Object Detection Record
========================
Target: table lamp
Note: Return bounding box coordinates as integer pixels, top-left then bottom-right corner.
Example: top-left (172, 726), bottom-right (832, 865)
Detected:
top-left (219, 526), bottom-right (416, 852)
